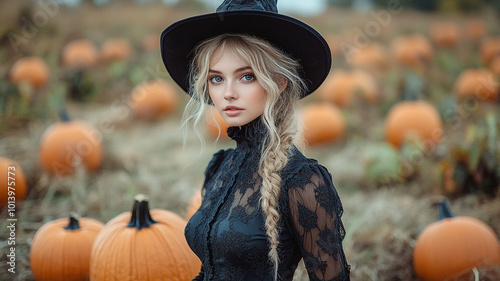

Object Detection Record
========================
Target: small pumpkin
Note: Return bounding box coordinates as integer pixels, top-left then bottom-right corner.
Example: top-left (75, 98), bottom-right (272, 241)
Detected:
top-left (430, 22), bottom-right (460, 48)
top-left (142, 34), bottom-right (160, 52)
top-left (454, 68), bottom-right (499, 102)
top-left (90, 194), bottom-right (201, 281)
top-left (129, 80), bottom-right (178, 121)
top-left (206, 107), bottom-right (230, 140)
top-left (413, 200), bottom-right (500, 281)
top-left (489, 56), bottom-right (500, 76)
top-left (348, 42), bottom-right (388, 71)
top-left (39, 112), bottom-right (103, 176)
top-left (479, 37), bottom-right (500, 65)
top-left (318, 68), bottom-right (378, 107)
top-left (384, 100), bottom-right (443, 149)
top-left (185, 189), bottom-right (202, 221)
top-left (9, 56), bottom-right (50, 89)
top-left (62, 39), bottom-right (100, 68)
top-left (100, 38), bottom-right (133, 62)
top-left (0, 157), bottom-right (28, 209)
top-left (464, 19), bottom-right (487, 41)
top-left (300, 103), bottom-right (346, 146)
top-left (390, 34), bottom-right (434, 70)
top-left (30, 213), bottom-right (104, 281)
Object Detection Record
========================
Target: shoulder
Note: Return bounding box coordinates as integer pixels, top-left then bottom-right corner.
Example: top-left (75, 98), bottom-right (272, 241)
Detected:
top-left (281, 146), bottom-right (334, 190)
top-left (205, 148), bottom-right (233, 177)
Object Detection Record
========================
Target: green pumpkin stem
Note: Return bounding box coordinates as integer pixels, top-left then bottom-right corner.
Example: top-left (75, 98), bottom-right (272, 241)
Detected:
top-left (438, 200), bottom-right (455, 220)
top-left (127, 194), bottom-right (157, 230)
top-left (64, 212), bottom-right (81, 230)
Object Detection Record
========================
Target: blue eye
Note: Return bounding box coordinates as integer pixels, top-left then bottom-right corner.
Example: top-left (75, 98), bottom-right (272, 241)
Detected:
top-left (242, 74), bottom-right (255, 82)
top-left (210, 76), bottom-right (223, 83)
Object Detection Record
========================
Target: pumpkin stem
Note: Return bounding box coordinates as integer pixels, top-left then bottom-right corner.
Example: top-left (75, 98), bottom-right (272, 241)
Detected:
top-left (64, 212), bottom-right (81, 230)
top-left (127, 194), bottom-right (157, 230)
top-left (437, 200), bottom-right (455, 220)
top-left (59, 108), bottom-right (71, 122)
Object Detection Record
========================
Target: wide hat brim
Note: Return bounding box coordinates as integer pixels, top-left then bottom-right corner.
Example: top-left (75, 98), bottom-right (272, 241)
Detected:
top-left (160, 10), bottom-right (331, 98)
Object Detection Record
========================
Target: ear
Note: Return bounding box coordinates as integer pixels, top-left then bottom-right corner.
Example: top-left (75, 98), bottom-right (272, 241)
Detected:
top-left (278, 78), bottom-right (288, 94)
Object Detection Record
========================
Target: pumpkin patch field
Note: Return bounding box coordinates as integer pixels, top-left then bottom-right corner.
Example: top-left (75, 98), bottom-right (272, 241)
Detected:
top-left (1, 1), bottom-right (500, 280)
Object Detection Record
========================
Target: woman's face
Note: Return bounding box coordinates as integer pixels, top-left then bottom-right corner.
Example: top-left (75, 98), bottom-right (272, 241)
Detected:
top-left (208, 47), bottom-right (267, 127)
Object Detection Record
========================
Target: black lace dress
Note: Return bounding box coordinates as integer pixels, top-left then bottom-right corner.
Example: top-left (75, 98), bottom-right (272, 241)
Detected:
top-left (185, 118), bottom-right (350, 281)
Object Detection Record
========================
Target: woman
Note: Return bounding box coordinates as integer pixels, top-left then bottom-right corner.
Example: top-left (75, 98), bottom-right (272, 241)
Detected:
top-left (160, 0), bottom-right (350, 280)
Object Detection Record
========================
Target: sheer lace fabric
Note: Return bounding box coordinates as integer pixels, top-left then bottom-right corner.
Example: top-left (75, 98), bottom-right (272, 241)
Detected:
top-left (185, 119), bottom-right (350, 280)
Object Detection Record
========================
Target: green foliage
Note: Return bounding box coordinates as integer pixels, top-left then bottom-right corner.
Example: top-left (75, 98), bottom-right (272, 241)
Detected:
top-left (441, 111), bottom-right (500, 197)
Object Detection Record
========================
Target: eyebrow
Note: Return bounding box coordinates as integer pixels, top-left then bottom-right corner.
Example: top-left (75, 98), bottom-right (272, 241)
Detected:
top-left (208, 66), bottom-right (252, 74)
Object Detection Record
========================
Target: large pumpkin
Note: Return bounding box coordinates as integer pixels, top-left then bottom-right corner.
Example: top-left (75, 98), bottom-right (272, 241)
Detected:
top-left (318, 69), bottom-right (378, 107)
top-left (62, 39), bottom-right (100, 68)
top-left (384, 100), bottom-right (443, 149)
top-left (413, 200), bottom-right (500, 281)
top-left (454, 68), bottom-right (499, 102)
top-left (205, 107), bottom-right (230, 140)
top-left (129, 80), bottom-right (178, 121)
top-left (9, 56), bottom-right (50, 89)
top-left (90, 194), bottom-right (201, 281)
top-left (300, 103), bottom-right (346, 146)
top-left (0, 157), bottom-right (28, 209)
top-left (39, 115), bottom-right (103, 176)
top-left (30, 213), bottom-right (104, 281)
top-left (390, 35), bottom-right (433, 70)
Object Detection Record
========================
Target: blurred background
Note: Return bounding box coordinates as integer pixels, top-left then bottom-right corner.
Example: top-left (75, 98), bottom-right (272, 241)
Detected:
top-left (1, 0), bottom-right (500, 280)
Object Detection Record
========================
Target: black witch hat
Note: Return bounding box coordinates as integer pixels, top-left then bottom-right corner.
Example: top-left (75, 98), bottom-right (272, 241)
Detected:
top-left (160, 0), bottom-right (331, 98)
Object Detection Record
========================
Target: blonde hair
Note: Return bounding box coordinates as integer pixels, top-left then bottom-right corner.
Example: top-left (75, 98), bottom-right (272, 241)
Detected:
top-left (184, 34), bottom-right (306, 280)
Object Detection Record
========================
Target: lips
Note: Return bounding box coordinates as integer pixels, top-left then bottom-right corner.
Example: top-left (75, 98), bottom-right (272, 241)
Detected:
top-left (224, 105), bottom-right (243, 111)
top-left (223, 105), bottom-right (243, 117)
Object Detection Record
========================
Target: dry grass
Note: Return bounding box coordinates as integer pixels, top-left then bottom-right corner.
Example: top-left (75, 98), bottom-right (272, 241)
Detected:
top-left (1, 1), bottom-right (500, 281)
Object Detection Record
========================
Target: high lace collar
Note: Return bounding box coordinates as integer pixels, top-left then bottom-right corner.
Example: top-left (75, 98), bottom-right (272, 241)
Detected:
top-left (227, 117), bottom-right (267, 147)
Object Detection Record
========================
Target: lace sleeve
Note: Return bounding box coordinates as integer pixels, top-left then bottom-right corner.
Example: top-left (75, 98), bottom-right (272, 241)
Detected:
top-left (287, 164), bottom-right (350, 281)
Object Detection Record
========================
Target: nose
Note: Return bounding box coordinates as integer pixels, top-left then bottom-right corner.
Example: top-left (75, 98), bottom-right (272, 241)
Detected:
top-left (223, 81), bottom-right (238, 100)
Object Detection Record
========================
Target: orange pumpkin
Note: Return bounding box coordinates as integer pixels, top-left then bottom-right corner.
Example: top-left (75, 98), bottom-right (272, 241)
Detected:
top-left (348, 42), bottom-right (388, 71)
top-left (454, 68), bottom-right (499, 102)
top-left (0, 157), bottom-right (28, 209)
top-left (142, 34), bottom-right (160, 51)
top-left (479, 37), bottom-right (500, 65)
top-left (39, 117), bottom-right (103, 176)
top-left (100, 38), bottom-right (133, 62)
top-left (384, 100), bottom-right (443, 149)
top-left (464, 19), bottom-right (487, 41)
top-left (9, 56), bottom-right (50, 89)
top-left (129, 80), bottom-right (178, 121)
top-left (318, 68), bottom-right (378, 107)
top-left (62, 39), bottom-right (99, 68)
top-left (324, 33), bottom-right (342, 58)
top-left (30, 213), bottom-right (104, 281)
top-left (300, 103), bottom-right (346, 146)
top-left (206, 107), bottom-right (230, 140)
top-left (430, 22), bottom-right (460, 48)
top-left (185, 190), bottom-right (202, 221)
top-left (90, 194), bottom-right (201, 281)
top-left (413, 200), bottom-right (500, 281)
top-left (491, 56), bottom-right (500, 76)
top-left (390, 35), bottom-right (434, 70)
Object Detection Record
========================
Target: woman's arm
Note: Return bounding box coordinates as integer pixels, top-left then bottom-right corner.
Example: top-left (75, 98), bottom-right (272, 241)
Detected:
top-left (287, 164), bottom-right (350, 280)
